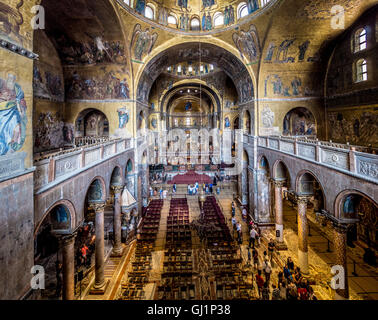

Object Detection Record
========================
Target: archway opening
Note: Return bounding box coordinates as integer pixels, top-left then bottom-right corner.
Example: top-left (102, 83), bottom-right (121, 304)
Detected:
top-left (340, 194), bottom-right (378, 251)
top-left (34, 204), bottom-right (71, 299)
top-left (282, 107), bottom-right (316, 137)
top-left (75, 109), bottom-right (109, 139)
top-left (257, 156), bottom-right (272, 223)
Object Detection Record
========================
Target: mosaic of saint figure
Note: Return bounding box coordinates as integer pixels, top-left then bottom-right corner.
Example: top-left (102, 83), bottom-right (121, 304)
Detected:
top-left (224, 6), bottom-right (235, 25)
top-left (225, 117), bottom-right (231, 128)
top-left (117, 107), bottom-right (129, 129)
top-left (203, 0), bottom-right (215, 8)
top-left (202, 12), bottom-right (212, 31)
top-left (233, 25), bottom-right (261, 63)
top-left (135, 0), bottom-right (146, 15)
top-left (0, 73), bottom-right (27, 155)
top-left (247, 0), bottom-right (259, 14)
top-left (185, 101), bottom-right (192, 111)
top-left (178, 0), bottom-right (188, 9)
top-left (131, 24), bottom-right (158, 61)
top-left (151, 117), bottom-right (157, 129)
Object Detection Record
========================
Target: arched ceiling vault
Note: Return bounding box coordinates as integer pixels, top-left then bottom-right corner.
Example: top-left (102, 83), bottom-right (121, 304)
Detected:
top-left (136, 42), bottom-right (254, 104)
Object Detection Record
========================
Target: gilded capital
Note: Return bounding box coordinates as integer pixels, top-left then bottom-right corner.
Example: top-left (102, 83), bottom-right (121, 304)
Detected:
top-left (88, 201), bottom-right (106, 213)
top-left (58, 231), bottom-right (77, 247)
top-left (297, 195), bottom-right (310, 205)
top-left (111, 184), bottom-right (124, 195)
top-left (273, 179), bottom-right (286, 188)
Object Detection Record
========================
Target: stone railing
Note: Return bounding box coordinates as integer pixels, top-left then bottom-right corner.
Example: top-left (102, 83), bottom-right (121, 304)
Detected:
top-left (74, 136), bottom-right (110, 147)
top-left (34, 138), bottom-right (133, 191)
top-left (257, 136), bottom-right (378, 183)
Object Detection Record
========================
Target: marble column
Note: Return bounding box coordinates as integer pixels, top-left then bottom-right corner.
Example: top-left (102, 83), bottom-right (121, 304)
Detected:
top-left (297, 196), bottom-right (310, 274)
top-left (59, 232), bottom-right (77, 300)
top-left (111, 185), bottom-right (124, 257)
top-left (89, 201), bottom-right (106, 291)
top-left (333, 223), bottom-right (349, 300)
top-left (274, 180), bottom-right (285, 243)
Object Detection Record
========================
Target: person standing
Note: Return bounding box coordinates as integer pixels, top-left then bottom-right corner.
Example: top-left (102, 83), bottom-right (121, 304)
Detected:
top-left (253, 249), bottom-right (259, 270)
top-left (256, 270), bottom-right (265, 299)
top-left (279, 281), bottom-right (287, 300)
top-left (236, 222), bottom-right (242, 244)
top-left (268, 238), bottom-right (275, 264)
top-left (263, 259), bottom-right (272, 283)
top-left (249, 227), bottom-right (258, 248)
top-left (272, 284), bottom-right (281, 300)
top-left (262, 282), bottom-right (270, 300)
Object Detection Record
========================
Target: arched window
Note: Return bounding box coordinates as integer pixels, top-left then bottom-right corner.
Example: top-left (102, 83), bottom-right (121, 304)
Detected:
top-left (145, 4), bottom-right (154, 20)
top-left (237, 2), bottom-right (249, 19)
top-left (123, 0), bottom-right (130, 6)
top-left (356, 59), bottom-right (368, 82)
top-left (167, 15), bottom-right (177, 25)
top-left (191, 18), bottom-right (200, 31)
top-left (213, 12), bottom-right (224, 27)
top-left (354, 28), bottom-right (367, 52)
top-left (261, 0), bottom-right (271, 6)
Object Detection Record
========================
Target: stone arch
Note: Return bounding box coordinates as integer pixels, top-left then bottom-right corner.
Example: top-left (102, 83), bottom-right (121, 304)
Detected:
top-left (135, 41), bottom-right (256, 106)
top-left (282, 107), bottom-right (317, 137)
top-left (126, 158), bottom-right (134, 174)
top-left (34, 199), bottom-right (76, 238)
top-left (257, 154), bottom-right (271, 173)
top-left (243, 109), bottom-right (252, 134)
top-left (256, 154), bottom-right (272, 223)
top-left (110, 165), bottom-right (124, 186)
top-left (295, 170), bottom-right (326, 213)
top-left (334, 189), bottom-right (378, 220)
top-left (272, 159), bottom-right (292, 188)
top-left (334, 189), bottom-right (378, 249)
top-left (75, 108), bottom-right (110, 138)
top-left (86, 176), bottom-right (107, 202)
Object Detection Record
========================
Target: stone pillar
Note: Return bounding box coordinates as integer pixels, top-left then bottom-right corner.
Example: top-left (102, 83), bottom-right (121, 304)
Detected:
top-left (297, 196), bottom-right (310, 274)
top-left (333, 223), bottom-right (349, 300)
top-left (59, 232), bottom-right (77, 300)
top-left (88, 201), bottom-right (107, 292)
top-left (111, 185), bottom-right (124, 257)
top-left (274, 180), bottom-right (285, 243)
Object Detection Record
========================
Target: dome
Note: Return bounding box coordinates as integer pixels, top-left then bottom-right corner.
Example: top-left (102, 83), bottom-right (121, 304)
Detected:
top-left (119, 0), bottom-right (277, 34)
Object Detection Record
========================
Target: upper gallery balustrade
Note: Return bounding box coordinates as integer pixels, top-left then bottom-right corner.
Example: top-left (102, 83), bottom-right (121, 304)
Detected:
top-left (34, 138), bottom-right (133, 191)
top-left (257, 135), bottom-right (378, 183)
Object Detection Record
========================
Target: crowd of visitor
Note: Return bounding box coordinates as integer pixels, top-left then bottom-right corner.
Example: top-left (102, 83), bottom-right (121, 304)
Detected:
top-left (232, 199), bottom-right (317, 300)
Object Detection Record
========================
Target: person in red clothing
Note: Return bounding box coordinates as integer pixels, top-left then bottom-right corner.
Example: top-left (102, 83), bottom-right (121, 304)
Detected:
top-left (256, 270), bottom-right (265, 299)
top-left (81, 244), bottom-right (88, 264)
top-left (298, 282), bottom-right (309, 300)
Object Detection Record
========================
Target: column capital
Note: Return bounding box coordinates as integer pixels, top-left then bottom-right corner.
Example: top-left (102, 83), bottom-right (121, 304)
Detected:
top-left (57, 231), bottom-right (77, 247)
top-left (111, 184), bottom-right (124, 195)
top-left (88, 201), bottom-right (106, 212)
top-left (297, 195), bottom-right (311, 205)
top-left (273, 179), bottom-right (286, 188)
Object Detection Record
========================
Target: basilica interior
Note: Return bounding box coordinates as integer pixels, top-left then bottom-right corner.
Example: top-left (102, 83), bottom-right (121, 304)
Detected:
top-left (0, 0), bottom-right (377, 301)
